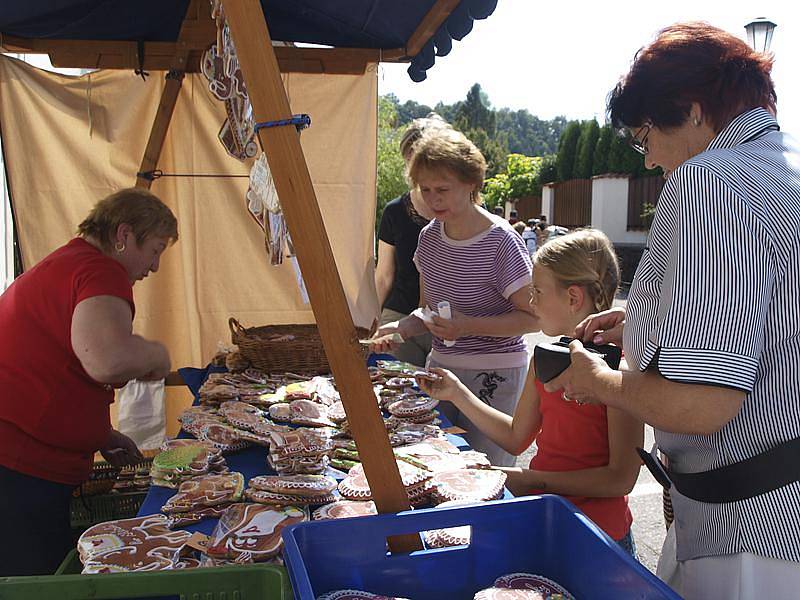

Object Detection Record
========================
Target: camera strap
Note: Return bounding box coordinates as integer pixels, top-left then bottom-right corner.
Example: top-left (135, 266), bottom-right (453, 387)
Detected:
top-left (638, 437), bottom-right (800, 503)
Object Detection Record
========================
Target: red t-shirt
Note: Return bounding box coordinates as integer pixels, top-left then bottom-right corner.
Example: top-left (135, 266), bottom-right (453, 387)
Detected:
top-left (529, 379), bottom-right (633, 540)
top-left (0, 238), bottom-right (134, 485)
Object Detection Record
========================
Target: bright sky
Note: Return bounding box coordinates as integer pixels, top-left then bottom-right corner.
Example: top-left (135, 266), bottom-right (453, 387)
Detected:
top-left (378, 2), bottom-right (800, 135)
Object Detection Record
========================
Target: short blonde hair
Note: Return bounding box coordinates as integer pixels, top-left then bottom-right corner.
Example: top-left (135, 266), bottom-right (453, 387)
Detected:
top-left (534, 228), bottom-right (620, 312)
top-left (77, 188), bottom-right (178, 252)
top-left (407, 128), bottom-right (487, 203)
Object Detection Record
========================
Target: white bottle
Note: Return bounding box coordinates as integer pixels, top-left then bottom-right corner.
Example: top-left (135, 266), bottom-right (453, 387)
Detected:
top-left (437, 301), bottom-right (456, 347)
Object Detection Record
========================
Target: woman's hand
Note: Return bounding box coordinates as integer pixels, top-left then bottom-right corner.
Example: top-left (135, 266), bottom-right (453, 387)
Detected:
top-left (427, 309), bottom-right (467, 342)
top-left (367, 321), bottom-right (404, 354)
top-left (574, 306), bottom-right (626, 347)
top-left (100, 429), bottom-right (144, 467)
top-left (543, 340), bottom-right (618, 405)
top-left (139, 342), bottom-right (171, 381)
top-left (415, 367), bottom-right (465, 404)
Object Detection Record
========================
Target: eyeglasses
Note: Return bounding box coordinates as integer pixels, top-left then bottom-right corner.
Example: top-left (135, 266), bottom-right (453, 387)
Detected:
top-left (629, 123), bottom-right (651, 155)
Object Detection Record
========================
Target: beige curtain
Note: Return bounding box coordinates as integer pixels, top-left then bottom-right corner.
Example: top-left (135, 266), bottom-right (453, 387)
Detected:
top-left (0, 56), bottom-right (379, 433)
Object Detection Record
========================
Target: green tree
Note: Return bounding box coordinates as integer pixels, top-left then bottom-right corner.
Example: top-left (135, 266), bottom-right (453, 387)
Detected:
top-left (574, 119), bottom-right (600, 179)
top-left (592, 125), bottom-right (613, 176)
top-left (539, 154), bottom-right (557, 184)
top-left (455, 83), bottom-right (496, 136)
top-left (460, 126), bottom-right (508, 178)
top-left (376, 96), bottom-right (407, 230)
top-left (482, 172), bottom-right (510, 210)
top-left (482, 153), bottom-right (544, 210)
top-left (556, 121), bottom-right (581, 181)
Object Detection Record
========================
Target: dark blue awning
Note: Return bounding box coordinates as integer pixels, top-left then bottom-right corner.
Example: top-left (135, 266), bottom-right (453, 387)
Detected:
top-left (0, 0), bottom-right (497, 81)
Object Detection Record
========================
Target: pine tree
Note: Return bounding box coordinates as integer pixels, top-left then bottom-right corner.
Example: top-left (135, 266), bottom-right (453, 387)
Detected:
top-left (574, 120), bottom-right (600, 179)
top-left (555, 121), bottom-right (581, 181)
top-left (592, 125), bottom-right (613, 176)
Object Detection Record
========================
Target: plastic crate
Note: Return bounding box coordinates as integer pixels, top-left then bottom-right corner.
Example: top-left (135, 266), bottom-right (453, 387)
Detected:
top-left (70, 491), bottom-right (148, 531)
top-left (282, 495), bottom-right (681, 600)
top-left (1, 550), bottom-right (292, 600)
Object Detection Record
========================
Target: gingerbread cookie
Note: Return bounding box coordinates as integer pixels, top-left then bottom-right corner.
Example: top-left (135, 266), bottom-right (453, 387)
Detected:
top-left (197, 422), bottom-right (249, 452)
top-left (317, 591), bottom-right (410, 600)
top-left (206, 503), bottom-right (307, 562)
top-left (492, 573), bottom-right (573, 598)
top-left (249, 474), bottom-right (337, 497)
top-left (244, 488), bottom-right (336, 506)
top-left (430, 469), bottom-right (506, 504)
top-left (387, 396), bottom-right (439, 418)
top-left (311, 500), bottom-right (377, 520)
top-left (162, 472), bottom-right (245, 513)
top-left (78, 514), bottom-right (192, 573)
top-left (338, 461), bottom-right (430, 500)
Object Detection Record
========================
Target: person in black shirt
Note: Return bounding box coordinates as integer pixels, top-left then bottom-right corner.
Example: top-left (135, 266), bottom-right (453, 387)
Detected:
top-left (374, 114), bottom-right (450, 365)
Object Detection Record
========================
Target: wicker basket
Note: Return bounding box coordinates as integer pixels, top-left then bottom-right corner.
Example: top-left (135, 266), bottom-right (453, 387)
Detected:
top-left (229, 317), bottom-right (369, 374)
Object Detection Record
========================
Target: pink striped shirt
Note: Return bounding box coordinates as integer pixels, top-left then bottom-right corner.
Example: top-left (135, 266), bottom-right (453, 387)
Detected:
top-left (414, 214), bottom-right (532, 369)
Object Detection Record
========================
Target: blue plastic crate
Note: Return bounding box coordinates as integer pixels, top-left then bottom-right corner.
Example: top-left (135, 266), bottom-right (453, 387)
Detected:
top-left (282, 495), bottom-right (681, 600)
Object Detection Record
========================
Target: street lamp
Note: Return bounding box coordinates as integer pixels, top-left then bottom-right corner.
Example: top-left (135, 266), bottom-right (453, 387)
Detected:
top-left (744, 18), bottom-right (777, 53)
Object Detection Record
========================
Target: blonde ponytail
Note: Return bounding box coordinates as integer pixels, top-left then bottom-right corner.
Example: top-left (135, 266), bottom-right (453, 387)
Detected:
top-left (534, 228), bottom-right (620, 312)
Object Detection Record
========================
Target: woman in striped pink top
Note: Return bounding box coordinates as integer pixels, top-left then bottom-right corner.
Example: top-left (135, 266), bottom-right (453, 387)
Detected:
top-left (371, 128), bottom-right (538, 466)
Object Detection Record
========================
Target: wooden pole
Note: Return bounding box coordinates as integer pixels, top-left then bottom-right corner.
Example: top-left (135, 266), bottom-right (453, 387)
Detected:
top-left (221, 0), bottom-right (419, 551)
top-left (135, 1), bottom-right (207, 188)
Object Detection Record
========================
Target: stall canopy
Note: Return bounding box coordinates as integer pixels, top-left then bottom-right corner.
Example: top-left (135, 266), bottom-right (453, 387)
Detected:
top-left (0, 0), bottom-right (498, 81)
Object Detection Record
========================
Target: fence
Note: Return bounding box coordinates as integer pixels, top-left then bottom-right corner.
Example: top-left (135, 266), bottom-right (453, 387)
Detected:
top-left (552, 179), bottom-right (592, 229)
top-left (514, 195), bottom-right (541, 222)
top-left (627, 175), bottom-right (664, 230)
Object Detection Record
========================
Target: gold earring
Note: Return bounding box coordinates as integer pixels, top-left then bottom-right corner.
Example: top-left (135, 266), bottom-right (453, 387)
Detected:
top-left (115, 241), bottom-right (125, 254)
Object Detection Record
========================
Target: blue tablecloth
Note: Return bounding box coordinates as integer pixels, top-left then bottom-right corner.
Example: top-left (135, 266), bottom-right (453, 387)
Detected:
top-left (138, 361), bottom-right (495, 535)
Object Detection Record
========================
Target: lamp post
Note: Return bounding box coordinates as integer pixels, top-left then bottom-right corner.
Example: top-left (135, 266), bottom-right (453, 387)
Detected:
top-left (744, 18), bottom-right (777, 53)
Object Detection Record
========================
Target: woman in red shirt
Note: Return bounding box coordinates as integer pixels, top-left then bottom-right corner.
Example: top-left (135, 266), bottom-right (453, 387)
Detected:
top-left (0, 188), bottom-right (177, 575)
top-left (418, 229), bottom-right (643, 554)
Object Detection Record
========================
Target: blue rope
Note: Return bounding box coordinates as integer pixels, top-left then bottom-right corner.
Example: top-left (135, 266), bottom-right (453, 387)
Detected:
top-left (254, 114), bottom-right (311, 133)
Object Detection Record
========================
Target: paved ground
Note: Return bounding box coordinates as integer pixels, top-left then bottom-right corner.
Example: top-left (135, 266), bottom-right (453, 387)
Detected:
top-left (517, 295), bottom-right (666, 573)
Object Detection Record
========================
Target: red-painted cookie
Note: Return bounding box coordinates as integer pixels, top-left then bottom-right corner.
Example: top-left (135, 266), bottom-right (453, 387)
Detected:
top-left (206, 503), bottom-right (307, 562)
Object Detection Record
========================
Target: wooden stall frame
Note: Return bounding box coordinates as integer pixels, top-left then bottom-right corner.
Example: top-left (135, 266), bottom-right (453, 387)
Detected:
top-left (135, 1), bottom-right (206, 189)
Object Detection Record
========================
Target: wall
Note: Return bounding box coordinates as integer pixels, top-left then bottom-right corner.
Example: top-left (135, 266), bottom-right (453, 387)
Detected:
top-left (591, 176), bottom-right (647, 245)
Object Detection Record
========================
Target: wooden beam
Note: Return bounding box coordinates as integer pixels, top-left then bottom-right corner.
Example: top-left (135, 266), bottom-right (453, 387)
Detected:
top-left (221, 0), bottom-right (419, 551)
top-left (165, 371), bottom-right (185, 387)
top-left (405, 0), bottom-right (460, 57)
top-left (0, 34), bottom-right (408, 73)
top-left (135, 1), bottom-right (207, 188)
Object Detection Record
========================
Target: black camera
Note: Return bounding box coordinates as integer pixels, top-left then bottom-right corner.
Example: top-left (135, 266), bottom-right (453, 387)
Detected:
top-left (533, 337), bottom-right (622, 383)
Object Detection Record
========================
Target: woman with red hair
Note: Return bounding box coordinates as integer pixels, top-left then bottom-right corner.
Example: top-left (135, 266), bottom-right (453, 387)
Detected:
top-left (545, 22), bottom-right (800, 599)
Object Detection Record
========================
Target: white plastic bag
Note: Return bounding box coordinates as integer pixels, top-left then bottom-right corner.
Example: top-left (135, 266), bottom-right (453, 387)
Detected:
top-left (116, 379), bottom-right (167, 451)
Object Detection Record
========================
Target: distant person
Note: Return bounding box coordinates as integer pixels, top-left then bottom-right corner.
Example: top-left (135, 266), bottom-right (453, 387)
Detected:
top-left (513, 221), bottom-right (526, 237)
top-left (492, 205), bottom-right (505, 218)
top-left (508, 209), bottom-right (519, 225)
top-left (535, 216), bottom-right (549, 248)
top-left (522, 218), bottom-right (538, 256)
top-left (374, 113), bottom-right (450, 366)
top-left (370, 128), bottom-right (537, 466)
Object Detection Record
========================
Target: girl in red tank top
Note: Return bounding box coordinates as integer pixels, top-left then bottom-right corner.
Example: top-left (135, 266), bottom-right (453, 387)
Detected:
top-left (418, 229), bottom-right (643, 553)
